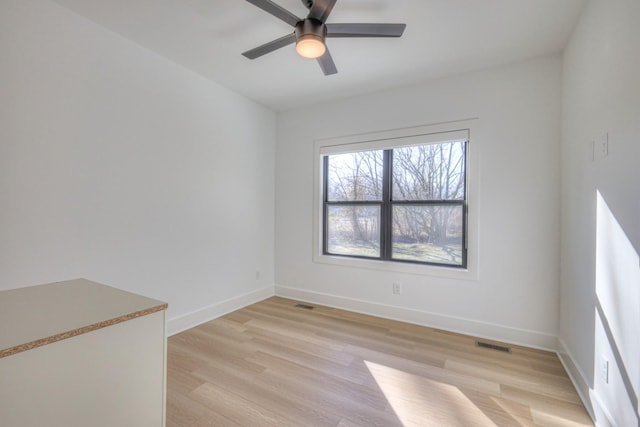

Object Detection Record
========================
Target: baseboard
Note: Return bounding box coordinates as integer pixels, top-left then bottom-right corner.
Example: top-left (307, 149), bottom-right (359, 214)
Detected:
top-left (274, 285), bottom-right (558, 351)
top-left (167, 285), bottom-right (274, 336)
top-left (557, 337), bottom-right (598, 423)
top-left (558, 337), bottom-right (626, 427)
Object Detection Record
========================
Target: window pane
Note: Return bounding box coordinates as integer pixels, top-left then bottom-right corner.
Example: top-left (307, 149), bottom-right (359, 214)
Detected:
top-left (327, 205), bottom-right (380, 257)
top-left (392, 141), bottom-right (466, 201)
top-left (392, 205), bottom-right (463, 265)
top-left (327, 151), bottom-right (383, 201)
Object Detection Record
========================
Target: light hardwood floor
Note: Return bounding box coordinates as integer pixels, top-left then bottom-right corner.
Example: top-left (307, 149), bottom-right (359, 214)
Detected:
top-left (167, 297), bottom-right (593, 426)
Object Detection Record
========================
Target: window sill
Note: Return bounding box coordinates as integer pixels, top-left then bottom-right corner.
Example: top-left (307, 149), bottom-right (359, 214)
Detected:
top-left (313, 253), bottom-right (478, 281)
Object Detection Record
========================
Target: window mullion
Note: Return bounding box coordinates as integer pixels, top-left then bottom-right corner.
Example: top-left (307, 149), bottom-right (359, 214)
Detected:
top-left (381, 150), bottom-right (392, 260)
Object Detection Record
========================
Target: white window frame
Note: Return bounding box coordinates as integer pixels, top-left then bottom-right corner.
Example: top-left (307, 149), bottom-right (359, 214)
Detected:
top-left (313, 120), bottom-right (479, 280)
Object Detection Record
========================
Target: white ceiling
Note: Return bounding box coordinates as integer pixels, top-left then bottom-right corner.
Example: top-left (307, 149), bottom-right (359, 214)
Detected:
top-left (49, 0), bottom-right (586, 111)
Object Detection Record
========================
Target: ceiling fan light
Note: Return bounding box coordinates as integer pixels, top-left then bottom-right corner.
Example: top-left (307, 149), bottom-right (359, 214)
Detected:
top-left (296, 35), bottom-right (326, 59)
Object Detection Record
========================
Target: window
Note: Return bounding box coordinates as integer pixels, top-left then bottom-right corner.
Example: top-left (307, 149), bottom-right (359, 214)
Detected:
top-left (315, 123), bottom-right (475, 274)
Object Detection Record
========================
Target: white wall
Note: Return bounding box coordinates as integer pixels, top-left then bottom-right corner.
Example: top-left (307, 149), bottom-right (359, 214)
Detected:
top-left (275, 55), bottom-right (562, 349)
top-left (0, 0), bottom-right (276, 332)
top-left (559, 0), bottom-right (640, 425)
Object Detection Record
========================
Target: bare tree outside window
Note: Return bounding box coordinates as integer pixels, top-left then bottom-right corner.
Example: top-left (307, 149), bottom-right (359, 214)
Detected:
top-left (391, 142), bottom-right (465, 264)
top-left (326, 151), bottom-right (383, 202)
top-left (326, 150), bottom-right (382, 257)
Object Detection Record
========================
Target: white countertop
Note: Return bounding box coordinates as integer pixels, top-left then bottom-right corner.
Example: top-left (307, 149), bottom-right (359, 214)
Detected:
top-left (0, 278), bottom-right (167, 358)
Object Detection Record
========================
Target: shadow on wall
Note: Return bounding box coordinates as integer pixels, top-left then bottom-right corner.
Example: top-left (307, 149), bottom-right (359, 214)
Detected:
top-left (591, 190), bottom-right (640, 427)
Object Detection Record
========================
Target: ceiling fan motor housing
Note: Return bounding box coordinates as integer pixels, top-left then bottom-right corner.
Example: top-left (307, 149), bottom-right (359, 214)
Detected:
top-left (295, 19), bottom-right (326, 42)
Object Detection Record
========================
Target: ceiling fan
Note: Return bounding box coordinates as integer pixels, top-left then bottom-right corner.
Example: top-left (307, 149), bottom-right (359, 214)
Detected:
top-left (242, 0), bottom-right (406, 75)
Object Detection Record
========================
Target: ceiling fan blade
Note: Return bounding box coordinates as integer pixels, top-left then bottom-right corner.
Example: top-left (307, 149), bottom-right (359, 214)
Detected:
top-left (317, 48), bottom-right (337, 75)
top-left (308, 0), bottom-right (337, 23)
top-left (242, 33), bottom-right (296, 59)
top-left (245, 0), bottom-right (301, 27)
top-left (326, 23), bottom-right (406, 38)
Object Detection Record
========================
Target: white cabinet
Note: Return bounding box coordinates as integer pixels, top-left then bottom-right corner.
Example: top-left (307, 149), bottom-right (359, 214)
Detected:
top-left (0, 279), bottom-right (167, 427)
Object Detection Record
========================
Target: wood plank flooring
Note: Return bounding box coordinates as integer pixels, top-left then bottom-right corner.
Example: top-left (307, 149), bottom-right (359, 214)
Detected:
top-left (167, 297), bottom-right (593, 427)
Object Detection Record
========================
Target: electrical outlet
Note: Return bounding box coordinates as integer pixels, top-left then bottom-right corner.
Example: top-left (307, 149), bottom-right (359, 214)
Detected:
top-left (255, 270), bottom-right (261, 280)
top-left (600, 355), bottom-right (609, 384)
top-left (392, 282), bottom-right (402, 295)
top-left (593, 132), bottom-right (609, 161)
top-left (599, 133), bottom-right (609, 157)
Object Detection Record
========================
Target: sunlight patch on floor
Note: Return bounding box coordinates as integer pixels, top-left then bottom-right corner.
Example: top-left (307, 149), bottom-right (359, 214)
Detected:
top-left (365, 360), bottom-right (495, 426)
top-left (531, 408), bottom-right (593, 427)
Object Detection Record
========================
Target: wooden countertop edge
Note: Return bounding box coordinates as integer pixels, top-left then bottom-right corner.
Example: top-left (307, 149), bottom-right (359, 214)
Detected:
top-left (0, 302), bottom-right (168, 359)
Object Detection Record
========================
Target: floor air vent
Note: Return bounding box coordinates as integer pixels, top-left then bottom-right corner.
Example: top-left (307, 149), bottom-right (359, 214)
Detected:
top-left (476, 341), bottom-right (511, 353)
top-left (294, 303), bottom-right (315, 310)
